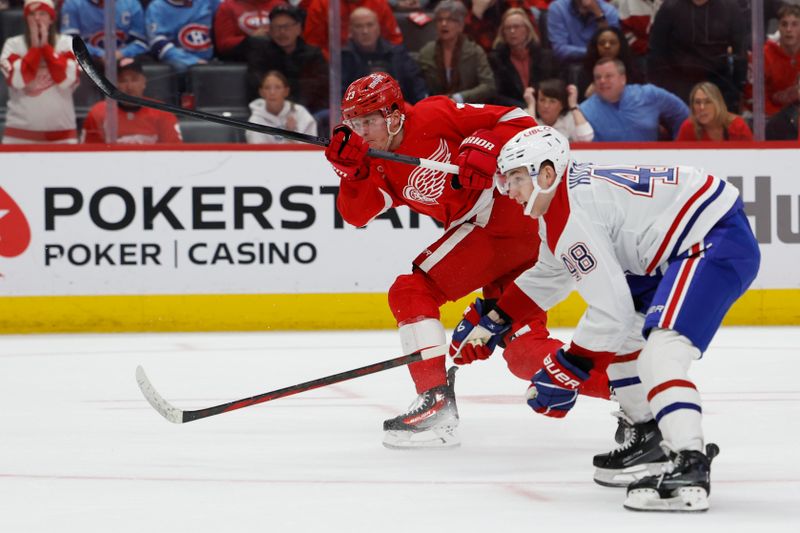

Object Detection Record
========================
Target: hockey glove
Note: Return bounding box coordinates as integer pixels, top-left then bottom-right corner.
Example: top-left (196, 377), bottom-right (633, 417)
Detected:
top-left (453, 129), bottom-right (502, 190)
top-left (449, 298), bottom-right (510, 365)
top-left (526, 349), bottom-right (591, 418)
top-left (325, 125), bottom-right (370, 181)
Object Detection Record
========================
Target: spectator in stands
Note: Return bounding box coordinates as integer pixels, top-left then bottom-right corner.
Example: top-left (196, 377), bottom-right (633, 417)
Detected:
top-left (61, 0), bottom-right (148, 60)
top-left (82, 57), bottom-right (182, 143)
top-left (489, 7), bottom-right (555, 107)
top-left (417, 0), bottom-right (496, 104)
top-left (389, 0), bottom-right (430, 10)
top-left (246, 70), bottom-right (317, 143)
top-left (303, 0), bottom-right (402, 60)
top-left (546, 0), bottom-right (620, 62)
top-left (766, 79), bottom-right (800, 140)
top-left (676, 81), bottom-right (753, 141)
top-left (145, 0), bottom-right (220, 74)
top-left (648, 0), bottom-right (746, 112)
top-left (246, 4), bottom-right (329, 113)
top-left (580, 57), bottom-right (688, 141)
top-left (580, 25), bottom-right (643, 98)
top-left (761, 4), bottom-right (800, 117)
top-left (523, 78), bottom-right (594, 141)
top-left (616, 0), bottom-right (661, 58)
top-left (464, 0), bottom-right (523, 55)
top-left (1, 0), bottom-right (79, 144)
top-left (213, 0), bottom-right (285, 62)
top-left (341, 6), bottom-right (427, 104)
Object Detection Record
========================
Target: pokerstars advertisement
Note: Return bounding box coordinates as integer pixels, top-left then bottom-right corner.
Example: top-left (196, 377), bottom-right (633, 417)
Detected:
top-left (0, 150), bottom-right (444, 296)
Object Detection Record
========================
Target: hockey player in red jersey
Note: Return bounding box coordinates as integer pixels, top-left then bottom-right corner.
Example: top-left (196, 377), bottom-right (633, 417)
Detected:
top-left (323, 72), bottom-right (608, 449)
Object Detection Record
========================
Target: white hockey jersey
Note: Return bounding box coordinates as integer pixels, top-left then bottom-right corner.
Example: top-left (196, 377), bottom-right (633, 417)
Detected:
top-left (510, 161), bottom-right (739, 355)
top-left (0, 34), bottom-right (79, 142)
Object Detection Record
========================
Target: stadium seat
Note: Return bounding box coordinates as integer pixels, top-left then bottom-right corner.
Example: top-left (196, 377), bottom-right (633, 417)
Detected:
top-left (0, 78), bottom-right (7, 121)
top-left (0, 8), bottom-right (23, 48)
top-left (395, 12), bottom-right (436, 54)
top-left (142, 63), bottom-right (179, 105)
top-left (73, 70), bottom-right (104, 119)
top-left (179, 119), bottom-right (243, 143)
top-left (188, 63), bottom-right (249, 116)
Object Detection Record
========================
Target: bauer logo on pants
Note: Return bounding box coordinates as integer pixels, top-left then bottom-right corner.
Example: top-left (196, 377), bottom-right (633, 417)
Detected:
top-left (0, 187), bottom-right (31, 258)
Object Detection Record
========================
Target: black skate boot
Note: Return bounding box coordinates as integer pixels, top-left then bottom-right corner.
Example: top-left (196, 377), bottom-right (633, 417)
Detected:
top-left (613, 409), bottom-right (633, 445)
top-left (593, 418), bottom-right (669, 487)
top-left (624, 443), bottom-right (720, 512)
top-left (382, 366), bottom-right (459, 449)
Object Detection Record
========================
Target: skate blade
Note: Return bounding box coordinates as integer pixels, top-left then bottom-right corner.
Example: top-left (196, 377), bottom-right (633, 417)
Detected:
top-left (624, 487), bottom-right (710, 512)
top-left (382, 425), bottom-right (460, 450)
top-left (593, 463), bottom-right (667, 488)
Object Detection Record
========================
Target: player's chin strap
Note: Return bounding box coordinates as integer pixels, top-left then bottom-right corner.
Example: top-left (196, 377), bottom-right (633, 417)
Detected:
top-left (383, 113), bottom-right (406, 151)
top-left (523, 166), bottom-right (562, 216)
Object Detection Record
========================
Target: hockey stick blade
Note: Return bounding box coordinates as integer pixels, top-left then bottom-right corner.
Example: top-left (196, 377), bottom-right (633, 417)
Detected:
top-left (71, 37), bottom-right (458, 174)
top-left (136, 365), bottom-right (183, 423)
top-left (135, 345), bottom-right (447, 424)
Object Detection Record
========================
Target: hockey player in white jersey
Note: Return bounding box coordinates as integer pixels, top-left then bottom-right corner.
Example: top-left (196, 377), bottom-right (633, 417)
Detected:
top-left (456, 126), bottom-right (760, 511)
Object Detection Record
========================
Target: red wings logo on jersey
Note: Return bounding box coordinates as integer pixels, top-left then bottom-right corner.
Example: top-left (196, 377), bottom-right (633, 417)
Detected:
top-left (0, 187), bottom-right (31, 259)
top-left (179, 23), bottom-right (212, 51)
top-left (402, 139), bottom-right (449, 205)
top-left (22, 68), bottom-right (56, 97)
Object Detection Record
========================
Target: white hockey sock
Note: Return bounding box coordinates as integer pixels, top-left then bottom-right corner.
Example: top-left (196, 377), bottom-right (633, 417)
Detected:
top-left (607, 356), bottom-right (652, 423)
top-left (398, 318), bottom-right (446, 355)
top-left (638, 328), bottom-right (704, 452)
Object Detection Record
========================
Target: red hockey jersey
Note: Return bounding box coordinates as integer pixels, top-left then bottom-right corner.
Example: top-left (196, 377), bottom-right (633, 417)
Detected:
top-left (337, 96), bottom-right (536, 229)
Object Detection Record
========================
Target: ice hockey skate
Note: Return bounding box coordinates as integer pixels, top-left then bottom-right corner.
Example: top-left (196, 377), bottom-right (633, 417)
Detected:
top-left (382, 367), bottom-right (460, 449)
top-left (593, 418), bottom-right (668, 487)
top-left (624, 443), bottom-right (720, 512)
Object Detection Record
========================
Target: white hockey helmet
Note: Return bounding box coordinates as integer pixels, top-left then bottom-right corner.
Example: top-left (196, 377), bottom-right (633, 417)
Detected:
top-left (496, 126), bottom-right (570, 215)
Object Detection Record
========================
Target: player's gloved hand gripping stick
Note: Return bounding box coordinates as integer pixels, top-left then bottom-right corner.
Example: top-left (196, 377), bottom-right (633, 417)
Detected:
top-left (71, 36), bottom-right (459, 176)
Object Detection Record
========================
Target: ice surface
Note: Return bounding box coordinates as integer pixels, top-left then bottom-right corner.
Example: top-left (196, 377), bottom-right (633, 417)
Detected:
top-left (0, 327), bottom-right (798, 532)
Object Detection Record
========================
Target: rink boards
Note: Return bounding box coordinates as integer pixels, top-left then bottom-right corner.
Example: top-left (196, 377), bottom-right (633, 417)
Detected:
top-left (0, 143), bottom-right (798, 333)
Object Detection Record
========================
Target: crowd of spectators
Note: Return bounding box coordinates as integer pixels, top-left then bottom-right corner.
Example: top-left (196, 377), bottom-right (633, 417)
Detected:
top-left (1, 0), bottom-right (799, 144)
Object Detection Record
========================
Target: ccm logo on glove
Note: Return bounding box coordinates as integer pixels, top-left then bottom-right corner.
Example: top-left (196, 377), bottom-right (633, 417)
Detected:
top-left (543, 354), bottom-right (582, 389)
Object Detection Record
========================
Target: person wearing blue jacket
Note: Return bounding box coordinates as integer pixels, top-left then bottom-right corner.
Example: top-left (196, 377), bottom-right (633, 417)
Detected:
top-left (547, 0), bottom-right (620, 62)
top-left (145, 0), bottom-right (221, 73)
top-left (61, 0), bottom-right (148, 59)
top-left (580, 57), bottom-right (689, 141)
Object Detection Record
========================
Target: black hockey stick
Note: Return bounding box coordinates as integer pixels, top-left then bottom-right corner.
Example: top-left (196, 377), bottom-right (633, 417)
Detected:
top-left (71, 36), bottom-right (458, 174)
top-left (135, 344), bottom-right (447, 423)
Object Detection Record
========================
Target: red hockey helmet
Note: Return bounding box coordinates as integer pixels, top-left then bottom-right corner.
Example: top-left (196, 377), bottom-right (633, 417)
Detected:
top-left (341, 72), bottom-right (405, 121)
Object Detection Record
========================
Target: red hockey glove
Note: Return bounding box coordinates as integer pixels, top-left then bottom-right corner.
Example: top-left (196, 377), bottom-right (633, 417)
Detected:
top-left (453, 129), bottom-right (502, 190)
top-left (325, 125), bottom-right (370, 181)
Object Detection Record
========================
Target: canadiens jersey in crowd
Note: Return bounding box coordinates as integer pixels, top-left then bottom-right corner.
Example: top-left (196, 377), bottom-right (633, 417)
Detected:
top-left (213, 0), bottom-right (285, 57)
top-left (337, 96), bottom-right (534, 229)
top-left (61, 0), bottom-right (148, 58)
top-left (146, 0), bottom-right (221, 65)
top-left (0, 34), bottom-right (79, 143)
top-left (81, 102), bottom-right (182, 144)
top-left (507, 162), bottom-right (739, 354)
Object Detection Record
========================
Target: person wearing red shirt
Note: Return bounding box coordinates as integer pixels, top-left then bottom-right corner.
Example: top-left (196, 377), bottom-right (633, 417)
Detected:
top-left (763, 5), bottom-right (800, 117)
top-left (302, 0), bottom-right (402, 59)
top-left (323, 72), bottom-right (610, 449)
top-left (213, 0), bottom-right (286, 60)
top-left (676, 81), bottom-right (753, 142)
top-left (81, 57), bottom-right (182, 144)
